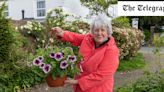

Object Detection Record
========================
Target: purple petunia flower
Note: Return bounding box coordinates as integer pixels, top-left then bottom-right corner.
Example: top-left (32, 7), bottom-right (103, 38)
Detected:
top-left (61, 51), bottom-right (65, 57)
top-left (55, 52), bottom-right (63, 61)
top-left (38, 56), bottom-right (44, 61)
top-left (60, 60), bottom-right (68, 69)
top-left (43, 64), bottom-right (51, 73)
top-left (33, 58), bottom-right (42, 66)
top-left (39, 63), bottom-right (45, 69)
top-left (67, 55), bottom-right (77, 63)
top-left (49, 52), bottom-right (55, 58)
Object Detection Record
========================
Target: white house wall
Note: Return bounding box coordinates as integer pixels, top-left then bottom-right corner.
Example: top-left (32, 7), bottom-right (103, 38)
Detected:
top-left (9, 0), bottom-right (34, 20)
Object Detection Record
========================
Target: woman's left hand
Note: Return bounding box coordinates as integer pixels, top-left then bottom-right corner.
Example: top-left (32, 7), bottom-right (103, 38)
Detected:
top-left (65, 79), bottom-right (78, 85)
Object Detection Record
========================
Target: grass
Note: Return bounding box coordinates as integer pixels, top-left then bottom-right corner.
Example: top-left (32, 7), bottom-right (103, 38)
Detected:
top-left (117, 53), bottom-right (145, 72)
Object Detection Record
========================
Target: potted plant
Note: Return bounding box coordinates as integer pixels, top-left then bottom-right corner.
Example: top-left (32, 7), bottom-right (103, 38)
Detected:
top-left (32, 46), bottom-right (81, 87)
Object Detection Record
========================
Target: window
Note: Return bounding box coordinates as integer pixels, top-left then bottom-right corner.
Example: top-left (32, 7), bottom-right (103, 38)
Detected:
top-left (4, 5), bottom-right (9, 16)
top-left (37, 0), bottom-right (45, 17)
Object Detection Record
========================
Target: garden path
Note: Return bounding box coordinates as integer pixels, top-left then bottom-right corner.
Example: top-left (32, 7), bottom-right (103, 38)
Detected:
top-left (21, 47), bottom-right (164, 92)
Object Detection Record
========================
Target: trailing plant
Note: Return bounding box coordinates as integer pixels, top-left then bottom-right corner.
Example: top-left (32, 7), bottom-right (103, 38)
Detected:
top-left (31, 47), bottom-right (81, 79)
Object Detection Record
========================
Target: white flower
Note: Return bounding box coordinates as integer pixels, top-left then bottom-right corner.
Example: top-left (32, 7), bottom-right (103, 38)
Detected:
top-left (27, 31), bottom-right (31, 34)
top-left (82, 31), bottom-right (87, 34)
top-left (79, 29), bottom-right (83, 33)
top-left (34, 27), bottom-right (37, 30)
top-left (27, 21), bottom-right (32, 25)
top-left (49, 38), bottom-right (54, 43)
top-left (47, 9), bottom-right (53, 13)
top-left (42, 40), bottom-right (45, 43)
top-left (36, 38), bottom-right (40, 41)
top-left (37, 45), bottom-right (40, 48)
top-left (15, 27), bottom-right (18, 30)
top-left (20, 26), bottom-right (24, 30)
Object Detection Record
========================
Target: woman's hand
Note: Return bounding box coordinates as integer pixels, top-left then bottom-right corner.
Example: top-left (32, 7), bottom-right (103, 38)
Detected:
top-left (50, 27), bottom-right (64, 38)
top-left (65, 79), bottom-right (78, 85)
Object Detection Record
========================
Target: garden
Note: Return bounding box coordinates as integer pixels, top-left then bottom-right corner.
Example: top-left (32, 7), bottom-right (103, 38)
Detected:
top-left (1, 1), bottom-right (164, 92)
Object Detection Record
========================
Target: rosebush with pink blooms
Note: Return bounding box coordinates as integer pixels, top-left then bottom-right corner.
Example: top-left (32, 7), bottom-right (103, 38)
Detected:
top-left (32, 47), bottom-right (81, 79)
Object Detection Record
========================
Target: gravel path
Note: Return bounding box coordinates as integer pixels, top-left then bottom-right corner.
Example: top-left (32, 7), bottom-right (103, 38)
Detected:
top-left (21, 47), bottom-right (164, 92)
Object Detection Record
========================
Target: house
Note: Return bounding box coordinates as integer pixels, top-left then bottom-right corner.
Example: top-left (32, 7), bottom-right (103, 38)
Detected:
top-left (0, 0), bottom-right (118, 21)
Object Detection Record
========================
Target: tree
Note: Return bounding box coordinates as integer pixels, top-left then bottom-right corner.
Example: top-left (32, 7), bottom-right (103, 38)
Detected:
top-left (0, 3), bottom-right (14, 63)
top-left (80, 0), bottom-right (117, 17)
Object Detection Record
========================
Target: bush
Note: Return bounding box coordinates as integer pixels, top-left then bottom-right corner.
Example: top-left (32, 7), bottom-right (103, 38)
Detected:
top-left (0, 68), bottom-right (44, 92)
top-left (112, 17), bottom-right (131, 28)
top-left (0, 4), bottom-right (14, 63)
top-left (113, 27), bottom-right (144, 60)
top-left (144, 29), bottom-right (151, 42)
top-left (116, 72), bottom-right (164, 92)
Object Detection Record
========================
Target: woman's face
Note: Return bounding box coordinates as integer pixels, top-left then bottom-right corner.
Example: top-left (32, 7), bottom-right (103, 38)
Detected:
top-left (92, 27), bottom-right (108, 45)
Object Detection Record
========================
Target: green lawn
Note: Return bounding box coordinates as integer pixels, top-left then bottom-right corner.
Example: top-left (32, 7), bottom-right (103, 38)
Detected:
top-left (117, 53), bottom-right (145, 72)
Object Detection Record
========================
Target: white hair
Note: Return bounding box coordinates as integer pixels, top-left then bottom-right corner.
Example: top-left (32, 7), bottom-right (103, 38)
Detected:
top-left (90, 14), bottom-right (113, 37)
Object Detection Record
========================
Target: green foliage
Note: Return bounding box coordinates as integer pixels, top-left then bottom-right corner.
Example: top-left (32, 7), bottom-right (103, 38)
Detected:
top-left (143, 29), bottom-right (151, 42)
top-left (153, 32), bottom-right (164, 48)
top-left (0, 19), bottom-right (14, 63)
top-left (112, 17), bottom-right (131, 28)
top-left (116, 72), bottom-right (164, 92)
top-left (152, 32), bottom-right (164, 71)
top-left (0, 3), bottom-right (6, 19)
top-left (0, 3), bottom-right (14, 63)
top-left (0, 68), bottom-right (44, 92)
top-left (139, 16), bottom-right (164, 30)
top-left (117, 53), bottom-right (145, 72)
top-left (80, 0), bottom-right (116, 17)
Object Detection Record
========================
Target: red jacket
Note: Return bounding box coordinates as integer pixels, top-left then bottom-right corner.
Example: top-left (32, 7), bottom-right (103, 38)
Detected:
top-left (62, 31), bottom-right (119, 92)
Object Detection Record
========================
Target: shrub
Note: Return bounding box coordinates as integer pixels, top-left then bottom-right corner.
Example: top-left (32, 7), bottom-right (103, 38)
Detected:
top-left (144, 29), bottom-right (151, 43)
top-left (116, 72), bottom-right (164, 92)
top-left (112, 17), bottom-right (131, 28)
top-left (113, 27), bottom-right (144, 59)
top-left (0, 3), bottom-right (14, 63)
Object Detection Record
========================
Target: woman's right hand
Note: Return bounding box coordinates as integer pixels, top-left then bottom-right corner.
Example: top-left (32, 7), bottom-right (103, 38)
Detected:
top-left (50, 27), bottom-right (64, 38)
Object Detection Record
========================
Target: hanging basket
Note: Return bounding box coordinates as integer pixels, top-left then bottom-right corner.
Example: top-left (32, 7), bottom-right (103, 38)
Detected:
top-left (45, 74), bottom-right (67, 87)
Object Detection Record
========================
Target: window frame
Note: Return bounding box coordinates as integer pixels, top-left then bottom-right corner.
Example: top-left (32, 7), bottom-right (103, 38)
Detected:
top-left (36, 0), bottom-right (46, 17)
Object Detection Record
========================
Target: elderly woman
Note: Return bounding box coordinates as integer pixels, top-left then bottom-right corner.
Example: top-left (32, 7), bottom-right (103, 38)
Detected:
top-left (51, 15), bottom-right (119, 92)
